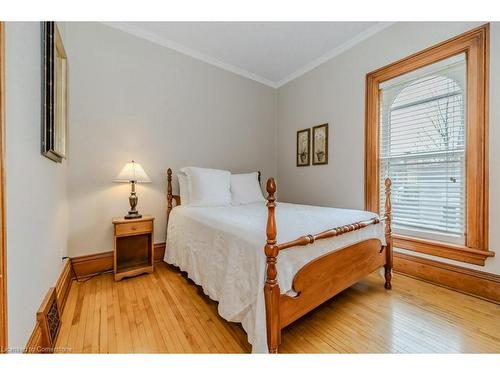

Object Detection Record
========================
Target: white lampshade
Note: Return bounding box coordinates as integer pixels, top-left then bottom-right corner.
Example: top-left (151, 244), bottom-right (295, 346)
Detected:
top-left (113, 161), bottom-right (152, 183)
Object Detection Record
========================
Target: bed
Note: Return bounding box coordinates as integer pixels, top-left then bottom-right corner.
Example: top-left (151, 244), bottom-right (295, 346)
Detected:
top-left (164, 168), bottom-right (393, 353)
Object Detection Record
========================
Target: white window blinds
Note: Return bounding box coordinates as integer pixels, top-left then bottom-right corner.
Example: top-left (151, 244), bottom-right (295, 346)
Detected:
top-left (379, 54), bottom-right (466, 244)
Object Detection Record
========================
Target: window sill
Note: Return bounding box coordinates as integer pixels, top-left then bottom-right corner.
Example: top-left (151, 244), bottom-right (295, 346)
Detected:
top-left (393, 234), bottom-right (495, 266)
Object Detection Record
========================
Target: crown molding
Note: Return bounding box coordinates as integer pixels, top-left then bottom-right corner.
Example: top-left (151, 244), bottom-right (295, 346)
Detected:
top-left (275, 22), bottom-right (395, 87)
top-left (102, 22), bottom-right (395, 90)
top-left (101, 22), bottom-right (278, 88)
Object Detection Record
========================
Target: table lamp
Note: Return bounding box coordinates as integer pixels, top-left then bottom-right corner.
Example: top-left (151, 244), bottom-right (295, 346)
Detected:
top-left (113, 161), bottom-right (152, 219)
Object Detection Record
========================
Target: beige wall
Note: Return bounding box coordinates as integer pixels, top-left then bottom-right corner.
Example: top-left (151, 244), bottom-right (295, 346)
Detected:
top-left (63, 23), bottom-right (277, 257)
top-left (276, 22), bottom-right (500, 275)
top-left (5, 22), bottom-right (69, 348)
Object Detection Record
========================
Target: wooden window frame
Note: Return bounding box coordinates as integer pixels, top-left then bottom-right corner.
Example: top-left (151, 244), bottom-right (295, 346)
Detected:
top-left (365, 24), bottom-right (494, 266)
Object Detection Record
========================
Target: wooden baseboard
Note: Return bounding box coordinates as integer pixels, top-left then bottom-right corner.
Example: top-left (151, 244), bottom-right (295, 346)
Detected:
top-left (25, 259), bottom-right (72, 353)
top-left (394, 252), bottom-right (500, 304)
top-left (70, 251), bottom-right (113, 279)
top-left (55, 259), bottom-right (72, 311)
top-left (25, 322), bottom-right (43, 354)
top-left (71, 242), bottom-right (166, 279)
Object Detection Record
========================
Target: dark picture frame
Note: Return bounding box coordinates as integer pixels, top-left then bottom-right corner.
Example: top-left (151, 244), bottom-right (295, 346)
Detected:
top-left (41, 21), bottom-right (68, 163)
top-left (312, 123), bottom-right (328, 165)
top-left (296, 128), bottom-right (310, 167)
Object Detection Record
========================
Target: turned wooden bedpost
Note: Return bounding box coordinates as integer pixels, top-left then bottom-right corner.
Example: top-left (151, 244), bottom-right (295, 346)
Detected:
top-left (167, 168), bottom-right (173, 223)
top-left (264, 178), bottom-right (281, 354)
top-left (384, 177), bottom-right (393, 290)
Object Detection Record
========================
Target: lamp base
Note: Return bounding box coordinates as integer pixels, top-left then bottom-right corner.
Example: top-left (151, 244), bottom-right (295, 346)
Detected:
top-left (124, 211), bottom-right (142, 220)
top-left (125, 181), bottom-right (142, 219)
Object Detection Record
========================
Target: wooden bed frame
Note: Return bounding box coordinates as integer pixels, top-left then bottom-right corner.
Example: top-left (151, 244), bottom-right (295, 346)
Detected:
top-left (166, 169), bottom-right (393, 353)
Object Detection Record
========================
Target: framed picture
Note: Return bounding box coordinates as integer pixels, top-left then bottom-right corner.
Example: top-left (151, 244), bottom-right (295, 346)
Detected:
top-left (296, 128), bottom-right (310, 167)
top-left (41, 22), bottom-right (68, 163)
top-left (312, 123), bottom-right (328, 165)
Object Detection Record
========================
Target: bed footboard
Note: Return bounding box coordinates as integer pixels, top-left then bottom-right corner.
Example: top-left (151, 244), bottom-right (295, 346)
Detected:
top-left (263, 177), bottom-right (392, 353)
top-left (279, 238), bottom-right (385, 328)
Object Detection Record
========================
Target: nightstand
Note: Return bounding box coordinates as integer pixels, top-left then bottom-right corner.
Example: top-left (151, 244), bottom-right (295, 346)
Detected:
top-left (112, 215), bottom-right (155, 281)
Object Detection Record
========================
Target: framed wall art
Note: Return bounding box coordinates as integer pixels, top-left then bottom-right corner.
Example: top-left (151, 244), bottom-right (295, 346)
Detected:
top-left (41, 21), bottom-right (68, 163)
top-left (296, 128), bottom-right (310, 167)
top-left (312, 123), bottom-right (328, 165)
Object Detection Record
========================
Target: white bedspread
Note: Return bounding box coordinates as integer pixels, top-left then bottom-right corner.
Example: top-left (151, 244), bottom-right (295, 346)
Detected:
top-left (164, 202), bottom-right (385, 353)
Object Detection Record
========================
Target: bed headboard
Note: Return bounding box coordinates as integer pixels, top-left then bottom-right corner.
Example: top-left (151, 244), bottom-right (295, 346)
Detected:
top-left (166, 168), bottom-right (262, 223)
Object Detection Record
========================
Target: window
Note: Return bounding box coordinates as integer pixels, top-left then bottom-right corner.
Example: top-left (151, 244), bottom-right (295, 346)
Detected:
top-left (365, 24), bottom-right (493, 266)
top-left (379, 55), bottom-right (466, 245)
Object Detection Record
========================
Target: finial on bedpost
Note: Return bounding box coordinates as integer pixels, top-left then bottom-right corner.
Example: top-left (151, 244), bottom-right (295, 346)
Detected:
top-left (384, 177), bottom-right (393, 290)
top-left (266, 178), bottom-right (277, 240)
top-left (264, 177), bottom-right (280, 353)
top-left (167, 168), bottom-right (173, 223)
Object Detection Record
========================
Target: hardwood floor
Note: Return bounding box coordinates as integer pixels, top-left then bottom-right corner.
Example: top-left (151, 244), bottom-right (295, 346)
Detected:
top-left (55, 262), bottom-right (500, 353)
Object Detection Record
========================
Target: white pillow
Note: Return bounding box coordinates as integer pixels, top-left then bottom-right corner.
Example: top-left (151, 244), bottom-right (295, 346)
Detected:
top-left (177, 173), bottom-right (190, 205)
top-left (180, 167), bottom-right (231, 207)
top-left (230, 172), bottom-right (265, 205)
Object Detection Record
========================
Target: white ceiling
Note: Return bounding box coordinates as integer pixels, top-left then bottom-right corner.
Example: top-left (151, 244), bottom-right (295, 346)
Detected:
top-left (104, 22), bottom-right (392, 88)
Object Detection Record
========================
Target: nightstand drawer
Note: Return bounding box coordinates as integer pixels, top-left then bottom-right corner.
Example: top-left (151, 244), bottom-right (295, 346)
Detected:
top-left (115, 220), bottom-right (153, 236)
